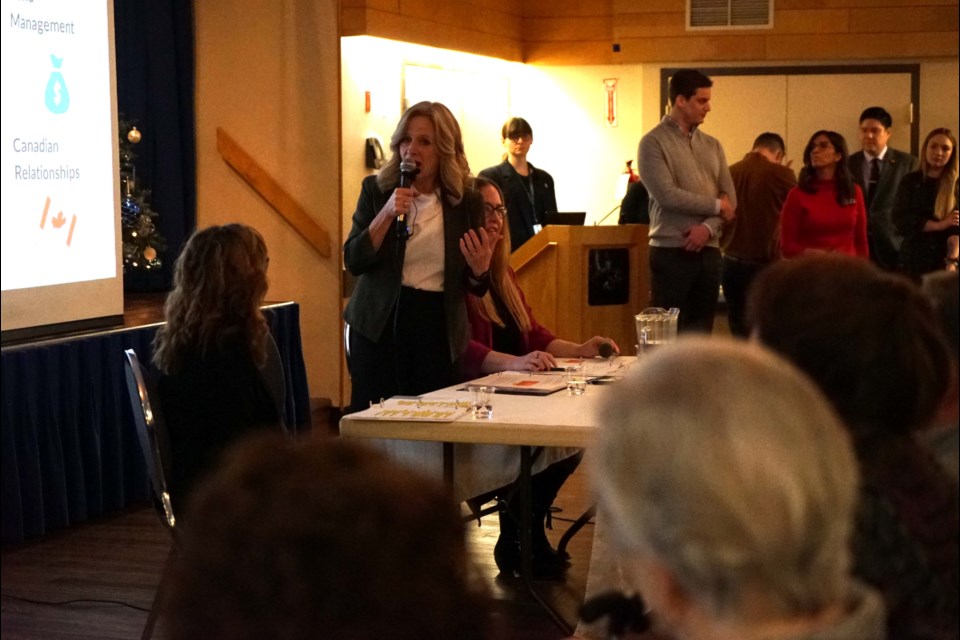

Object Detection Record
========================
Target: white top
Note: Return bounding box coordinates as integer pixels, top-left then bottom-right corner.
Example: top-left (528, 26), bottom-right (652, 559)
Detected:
top-left (401, 191), bottom-right (444, 291)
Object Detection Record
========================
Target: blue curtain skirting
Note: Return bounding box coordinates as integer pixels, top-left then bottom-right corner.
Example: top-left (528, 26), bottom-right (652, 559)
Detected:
top-left (1, 302), bottom-right (310, 544)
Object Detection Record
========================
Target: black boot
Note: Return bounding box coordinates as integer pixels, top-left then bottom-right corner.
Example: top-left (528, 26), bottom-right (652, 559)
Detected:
top-left (531, 509), bottom-right (571, 566)
top-left (494, 502), bottom-right (565, 580)
top-left (529, 452), bottom-right (582, 565)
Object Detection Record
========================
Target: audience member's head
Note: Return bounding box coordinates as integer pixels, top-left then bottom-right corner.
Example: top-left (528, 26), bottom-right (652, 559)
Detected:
top-left (169, 433), bottom-right (491, 640)
top-left (923, 270), bottom-right (960, 362)
top-left (752, 131), bottom-right (786, 162)
top-left (153, 223), bottom-right (269, 374)
top-left (668, 69), bottom-right (713, 104)
top-left (922, 270), bottom-right (960, 449)
top-left (748, 254), bottom-right (949, 445)
top-left (593, 338), bottom-right (870, 638)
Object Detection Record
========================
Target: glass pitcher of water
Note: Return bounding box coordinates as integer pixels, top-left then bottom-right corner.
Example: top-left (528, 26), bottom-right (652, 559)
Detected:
top-left (634, 307), bottom-right (680, 357)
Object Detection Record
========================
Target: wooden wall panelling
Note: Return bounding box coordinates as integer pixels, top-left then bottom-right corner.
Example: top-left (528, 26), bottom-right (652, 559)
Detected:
top-left (766, 32), bottom-right (958, 60)
top-left (344, 0), bottom-right (958, 64)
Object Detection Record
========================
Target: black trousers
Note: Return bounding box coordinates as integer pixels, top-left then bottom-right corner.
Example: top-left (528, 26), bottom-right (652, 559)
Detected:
top-left (720, 255), bottom-right (769, 337)
top-left (348, 287), bottom-right (456, 413)
top-left (649, 246), bottom-right (721, 334)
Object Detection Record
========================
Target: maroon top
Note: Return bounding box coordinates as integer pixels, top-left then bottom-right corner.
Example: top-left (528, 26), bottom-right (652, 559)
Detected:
top-left (459, 268), bottom-right (556, 381)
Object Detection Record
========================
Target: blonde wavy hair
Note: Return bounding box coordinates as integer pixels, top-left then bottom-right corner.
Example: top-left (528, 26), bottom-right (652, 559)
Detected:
top-left (377, 101), bottom-right (471, 206)
top-left (468, 178), bottom-right (532, 334)
top-left (153, 224), bottom-right (270, 374)
top-left (919, 127), bottom-right (958, 221)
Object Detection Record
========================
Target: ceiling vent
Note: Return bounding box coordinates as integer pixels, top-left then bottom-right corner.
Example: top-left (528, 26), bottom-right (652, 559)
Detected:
top-left (688, 0), bottom-right (773, 30)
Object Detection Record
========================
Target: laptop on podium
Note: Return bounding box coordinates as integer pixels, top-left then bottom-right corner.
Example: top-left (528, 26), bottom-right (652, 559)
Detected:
top-left (543, 211), bottom-right (586, 226)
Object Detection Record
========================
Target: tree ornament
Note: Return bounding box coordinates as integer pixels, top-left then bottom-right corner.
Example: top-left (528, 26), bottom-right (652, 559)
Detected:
top-left (143, 246), bottom-right (157, 261)
top-left (120, 195), bottom-right (142, 225)
top-left (127, 127), bottom-right (142, 144)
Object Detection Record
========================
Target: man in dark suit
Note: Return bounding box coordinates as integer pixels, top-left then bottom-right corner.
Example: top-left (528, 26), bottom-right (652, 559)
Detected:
top-left (848, 106), bottom-right (919, 270)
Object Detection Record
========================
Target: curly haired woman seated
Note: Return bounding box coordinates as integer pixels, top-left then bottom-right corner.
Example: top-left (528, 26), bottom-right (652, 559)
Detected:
top-left (152, 223), bottom-right (283, 514)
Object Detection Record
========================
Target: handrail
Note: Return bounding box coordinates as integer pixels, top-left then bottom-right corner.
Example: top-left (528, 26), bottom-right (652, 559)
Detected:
top-left (216, 127), bottom-right (332, 259)
top-left (512, 241), bottom-right (557, 272)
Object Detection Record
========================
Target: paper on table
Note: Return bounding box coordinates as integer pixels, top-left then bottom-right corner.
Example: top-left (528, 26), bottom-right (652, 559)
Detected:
top-left (352, 397), bottom-right (471, 422)
top-left (466, 371), bottom-right (568, 395)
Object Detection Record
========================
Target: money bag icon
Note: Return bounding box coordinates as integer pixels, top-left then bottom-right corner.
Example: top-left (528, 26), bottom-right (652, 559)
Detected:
top-left (45, 54), bottom-right (70, 114)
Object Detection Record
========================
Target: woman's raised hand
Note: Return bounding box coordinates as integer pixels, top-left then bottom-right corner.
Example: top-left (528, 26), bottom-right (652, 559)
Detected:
top-left (460, 227), bottom-right (499, 277)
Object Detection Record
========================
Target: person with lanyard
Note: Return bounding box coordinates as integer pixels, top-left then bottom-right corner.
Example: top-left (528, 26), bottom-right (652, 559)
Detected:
top-left (479, 117), bottom-right (558, 252)
top-left (343, 101), bottom-right (494, 412)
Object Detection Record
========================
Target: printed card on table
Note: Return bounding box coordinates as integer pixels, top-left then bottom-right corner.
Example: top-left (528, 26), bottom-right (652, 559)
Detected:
top-left (354, 397), bottom-right (471, 422)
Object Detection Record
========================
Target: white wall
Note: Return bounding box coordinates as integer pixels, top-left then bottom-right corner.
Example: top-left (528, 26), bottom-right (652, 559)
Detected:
top-left (341, 37), bottom-right (649, 233)
top-left (195, 0), bottom-right (341, 402)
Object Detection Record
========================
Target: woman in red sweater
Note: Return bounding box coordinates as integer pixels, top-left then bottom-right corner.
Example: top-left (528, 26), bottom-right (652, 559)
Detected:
top-left (780, 130), bottom-right (869, 259)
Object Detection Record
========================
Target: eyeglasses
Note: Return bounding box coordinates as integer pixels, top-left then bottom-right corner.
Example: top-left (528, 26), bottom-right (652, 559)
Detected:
top-left (811, 141), bottom-right (835, 150)
top-left (484, 203), bottom-right (507, 219)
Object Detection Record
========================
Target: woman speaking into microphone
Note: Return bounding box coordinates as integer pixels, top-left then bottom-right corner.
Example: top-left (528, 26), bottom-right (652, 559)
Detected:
top-left (343, 102), bottom-right (494, 412)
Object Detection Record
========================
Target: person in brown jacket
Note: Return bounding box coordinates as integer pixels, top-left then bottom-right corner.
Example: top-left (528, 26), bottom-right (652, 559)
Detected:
top-left (720, 132), bottom-right (796, 336)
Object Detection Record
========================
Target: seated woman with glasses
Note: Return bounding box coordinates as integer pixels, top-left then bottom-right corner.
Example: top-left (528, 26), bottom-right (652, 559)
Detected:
top-left (458, 177), bottom-right (617, 579)
top-left (780, 130), bottom-right (869, 259)
top-left (479, 117), bottom-right (558, 251)
top-left (460, 177), bottom-right (619, 376)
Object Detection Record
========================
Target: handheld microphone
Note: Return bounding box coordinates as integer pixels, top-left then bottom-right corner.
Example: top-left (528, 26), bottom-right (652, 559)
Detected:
top-left (397, 161), bottom-right (420, 239)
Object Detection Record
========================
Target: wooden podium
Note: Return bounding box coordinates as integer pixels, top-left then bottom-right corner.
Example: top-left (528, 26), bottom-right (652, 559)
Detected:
top-left (509, 224), bottom-right (650, 355)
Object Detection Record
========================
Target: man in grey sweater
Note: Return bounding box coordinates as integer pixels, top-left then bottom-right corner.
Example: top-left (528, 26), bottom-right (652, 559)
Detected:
top-left (639, 69), bottom-right (736, 333)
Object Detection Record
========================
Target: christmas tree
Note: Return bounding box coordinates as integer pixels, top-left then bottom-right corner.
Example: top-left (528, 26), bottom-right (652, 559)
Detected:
top-left (119, 117), bottom-right (165, 271)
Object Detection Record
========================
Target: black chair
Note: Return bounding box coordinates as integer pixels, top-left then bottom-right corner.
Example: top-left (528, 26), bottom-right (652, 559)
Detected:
top-left (123, 349), bottom-right (176, 640)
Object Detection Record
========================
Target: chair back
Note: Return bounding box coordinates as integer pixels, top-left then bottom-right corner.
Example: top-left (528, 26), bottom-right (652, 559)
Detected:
top-left (124, 349), bottom-right (176, 531)
top-left (261, 333), bottom-right (287, 431)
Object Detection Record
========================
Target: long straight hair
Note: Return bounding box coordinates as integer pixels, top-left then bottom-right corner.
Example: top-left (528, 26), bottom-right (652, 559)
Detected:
top-left (919, 128), bottom-right (958, 221)
top-left (469, 178), bottom-right (532, 334)
top-left (797, 130), bottom-right (856, 207)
